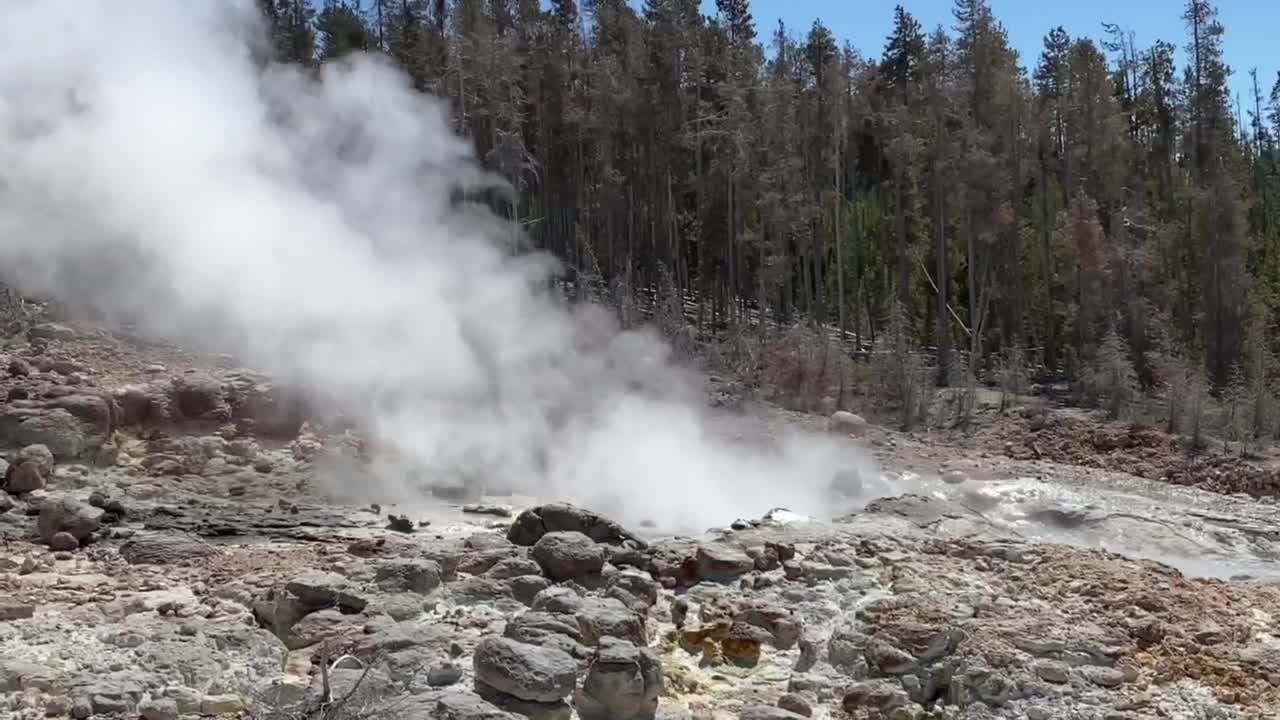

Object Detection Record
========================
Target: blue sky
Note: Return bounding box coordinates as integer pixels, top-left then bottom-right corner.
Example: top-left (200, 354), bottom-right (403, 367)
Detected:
top-left (738, 0), bottom-right (1276, 118)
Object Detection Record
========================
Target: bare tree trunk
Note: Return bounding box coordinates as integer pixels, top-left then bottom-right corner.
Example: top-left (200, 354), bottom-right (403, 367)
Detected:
top-left (895, 163), bottom-right (909, 310)
top-left (933, 155), bottom-right (949, 385)
top-left (835, 135), bottom-right (846, 340)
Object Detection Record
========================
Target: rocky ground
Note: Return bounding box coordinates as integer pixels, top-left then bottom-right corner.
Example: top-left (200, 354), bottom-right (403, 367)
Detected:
top-left (3, 321), bottom-right (1280, 720)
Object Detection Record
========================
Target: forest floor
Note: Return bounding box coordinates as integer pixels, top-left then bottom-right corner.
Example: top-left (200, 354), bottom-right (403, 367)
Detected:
top-left (2, 318), bottom-right (1280, 720)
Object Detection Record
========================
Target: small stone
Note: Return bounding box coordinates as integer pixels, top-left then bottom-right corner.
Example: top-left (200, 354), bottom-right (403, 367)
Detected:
top-left (776, 694), bottom-right (813, 717)
top-left (49, 531), bottom-right (79, 551)
top-left (463, 504), bottom-right (513, 517)
top-left (427, 663), bottom-right (464, 687)
top-left (671, 598), bottom-right (689, 628)
top-left (200, 694), bottom-right (244, 715)
top-left (941, 470), bottom-right (968, 485)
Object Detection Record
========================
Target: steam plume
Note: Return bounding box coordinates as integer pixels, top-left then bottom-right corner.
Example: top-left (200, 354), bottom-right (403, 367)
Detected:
top-left (0, 0), bottom-right (875, 532)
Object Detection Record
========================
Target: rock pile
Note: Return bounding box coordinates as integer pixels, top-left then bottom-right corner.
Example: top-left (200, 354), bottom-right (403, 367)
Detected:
top-left (3, 330), bottom-right (1279, 720)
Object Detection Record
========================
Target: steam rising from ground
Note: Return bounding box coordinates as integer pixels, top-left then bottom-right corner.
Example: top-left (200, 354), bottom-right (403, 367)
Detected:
top-left (0, 0), bottom-right (878, 532)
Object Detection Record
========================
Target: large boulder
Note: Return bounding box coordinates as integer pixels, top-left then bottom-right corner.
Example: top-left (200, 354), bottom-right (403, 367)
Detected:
top-left (576, 597), bottom-right (648, 647)
top-left (44, 394), bottom-right (113, 432)
top-left (0, 409), bottom-right (87, 459)
top-left (503, 612), bottom-right (591, 660)
top-left (27, 323), bottom-right (77, 341)
top-left (114, 383), bottom-right (171, 426)
top-left (37, 496), bottom-right (103, 545)
top-left (695, 543), bottom-right (754, 582)
top-left (224, 372), bottom-right (310, 438)
top-left (4, 444), bottom-right (54, 494)
top-left (827, 411), bottom-right (868, 438)
top-left (507, 504), bottom-right (645, 548)
top-left (532, 531), bottom-right (605, 581)
top-left (170, 373), bottom-right (229, 421)
top-left (472, 637), bottom-right (578, 703)
top-left (576, 639), bottom-right (665, 720)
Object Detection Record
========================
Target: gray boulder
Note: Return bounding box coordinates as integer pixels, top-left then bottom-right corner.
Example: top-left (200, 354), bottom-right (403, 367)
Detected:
top-left (2, 410), bottom-right (87, 459)
top-left (509, 576), bottom-right (552, 606)
top-left (375, 559), bottom-right (443, 595)
top-left (169, 373), bottom-right (229, 421)
top-left (27, 323), bottom-right (77, 341)
top-left (695, 543), bottom-right (754, 582)
top-left (37, 496), bottom-right (102, 544)
top-left (532, 531), bottom-right (605, 581)
top-left (50, 532), bottom-right (79, 551)
top-left (607, 569), bottom-right (659, 607)
top-left (504, 612), bottom-right (591, 660)
top-left (3, 444), bottom-right (53, 494)
top-left (577, 596), bottom-right (648, 647)
top-left (486, 557), bottom-right (544, 580)
top-left (827, 411), bottom-right (868, 438)
top-left (427, 692), bottom-right (522, 720)
top-left (286, 572), bottom-right (368, 612)
top-left (530, 586), bottom-right (584, 615)
top-left (576, 639), bottom-right (664, 720)
top-left (507, 503), bottom-right (645, 547)
top-left (138, 698), bottom-right (179, 720)
top-left (472, 637), bottom-right (578, 703)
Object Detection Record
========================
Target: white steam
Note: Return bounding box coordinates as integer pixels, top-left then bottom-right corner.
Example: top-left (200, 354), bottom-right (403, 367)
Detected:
top-left (0, 0), bottom-right (877, 533)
